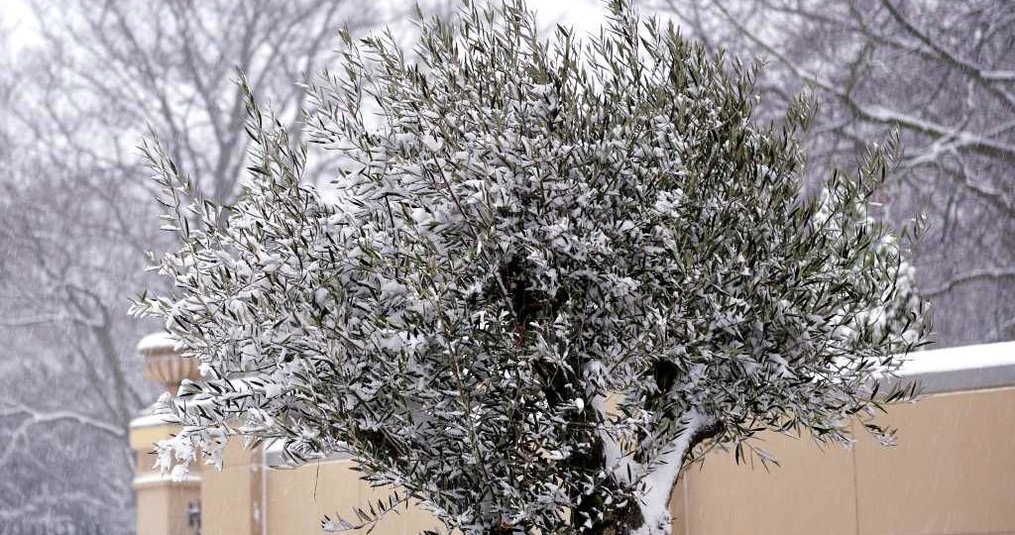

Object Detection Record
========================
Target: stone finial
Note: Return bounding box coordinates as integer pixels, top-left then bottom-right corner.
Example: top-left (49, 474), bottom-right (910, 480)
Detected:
top-left (136, 332), bottom-right (201, 394)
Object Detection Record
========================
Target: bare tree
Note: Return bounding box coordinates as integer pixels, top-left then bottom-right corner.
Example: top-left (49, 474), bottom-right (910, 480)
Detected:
top-left (0, 16), bottom-right (13, 170)
top-left (0, 1), bottom-right (381, 531)
top-left (647, 0), bottom-right (1015, 346)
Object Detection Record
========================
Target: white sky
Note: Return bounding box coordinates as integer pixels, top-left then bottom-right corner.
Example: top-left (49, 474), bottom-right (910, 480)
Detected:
top-left (2, 0), bottom-right (39, 55)
top-left (1, 1), bottom-right (608, 56)
top-left (532, 0), bottom-right (608, 33)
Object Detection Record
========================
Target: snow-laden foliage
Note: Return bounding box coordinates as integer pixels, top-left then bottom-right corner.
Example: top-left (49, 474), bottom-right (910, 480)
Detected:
top-left (132, 1), bottom-right (928, 533)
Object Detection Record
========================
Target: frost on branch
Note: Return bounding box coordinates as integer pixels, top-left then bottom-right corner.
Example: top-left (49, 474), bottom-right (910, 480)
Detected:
top-left (131, 0), bottom-right (929, 533)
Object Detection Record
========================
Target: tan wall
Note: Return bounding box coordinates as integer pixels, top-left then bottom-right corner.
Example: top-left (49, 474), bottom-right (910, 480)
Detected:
top-left (135, 482), bottom-right (202, 535)
top-left (265, 460), bottom-right (442, 535)
top-left (149, 386), bottom-right (1015, 534)
top-left (197, 442), bottom-right (442, 535)
top-left (675, 386), bottom-right (1015, 535)
top-left (131, 422), bottom-right (202, 535)
top-left (200, 439), bottom-right (261, 535)
top-left (673, 431), bottom-right (858, 535)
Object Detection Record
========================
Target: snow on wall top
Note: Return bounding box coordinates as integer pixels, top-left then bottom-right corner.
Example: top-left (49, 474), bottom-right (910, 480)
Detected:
top-left (129, 411), bottom-right (181, 429)
top-left (893, 340), bottom-right (1015, 395)
top-left (136, 331), bottom-right (178, 353)
top-left (263, 440), bottom-right (351, 469)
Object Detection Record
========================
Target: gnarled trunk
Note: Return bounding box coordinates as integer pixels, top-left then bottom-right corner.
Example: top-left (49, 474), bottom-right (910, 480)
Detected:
top-left (620, 414), bottom-right (725, 535)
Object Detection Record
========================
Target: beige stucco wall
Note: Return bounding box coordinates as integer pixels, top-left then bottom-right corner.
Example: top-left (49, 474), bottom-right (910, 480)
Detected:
top-left (674, 386), bottom-right (1015, 535)
top-left (196, 439), bottom-right (442, 535)
top-left (200, 439), bottom-right (261, 535)
top-left (137, 386), bottom-right (1015, 534)
top-left (265, 460), bottom-right (443, 534)
top-left (673, 430), bottom-right (858, 535)
top-left (131, 422), bottom-right (202, 535)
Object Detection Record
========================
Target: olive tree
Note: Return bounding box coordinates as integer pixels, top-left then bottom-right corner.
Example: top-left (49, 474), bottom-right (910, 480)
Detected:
top-left (134, 1), bottom-right (928, 533)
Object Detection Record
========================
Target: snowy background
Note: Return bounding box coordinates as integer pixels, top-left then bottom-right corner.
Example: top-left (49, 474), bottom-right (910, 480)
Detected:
top-left (1, 0), bottom-right (1012, 532)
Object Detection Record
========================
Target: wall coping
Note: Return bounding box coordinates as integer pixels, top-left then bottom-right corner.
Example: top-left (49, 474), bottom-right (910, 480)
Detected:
top-left (133, 472), bottom-right (202, 489)
top-left (130, 411), bottom-right (180, 430)
top-left (264, 441), bottom-right (351, 469)
top-left (894, 340), bottom-right (1015, 395)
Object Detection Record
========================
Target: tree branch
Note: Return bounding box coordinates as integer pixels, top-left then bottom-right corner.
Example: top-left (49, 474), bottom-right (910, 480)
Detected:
top-left (921, 267), bottom-right (1015, 297)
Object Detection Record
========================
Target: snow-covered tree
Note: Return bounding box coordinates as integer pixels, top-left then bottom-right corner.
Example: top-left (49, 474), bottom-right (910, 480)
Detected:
top-left (134, 1), bottom-right (928, 533)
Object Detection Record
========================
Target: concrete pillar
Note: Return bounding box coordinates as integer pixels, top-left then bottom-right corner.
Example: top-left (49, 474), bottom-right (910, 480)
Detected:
top-left (199, 438), bottom-right (264, 535)
top-left (130, 332), bottom-right (203, 535)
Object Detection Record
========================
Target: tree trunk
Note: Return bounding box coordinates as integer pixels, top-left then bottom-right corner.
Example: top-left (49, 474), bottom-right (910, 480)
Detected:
top-left (618, 415), bottom-right (725, 535)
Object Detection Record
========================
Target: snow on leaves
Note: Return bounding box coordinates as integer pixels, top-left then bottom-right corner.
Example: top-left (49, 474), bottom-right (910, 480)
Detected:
top-left (132, 1), bottom-right (928, 533)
